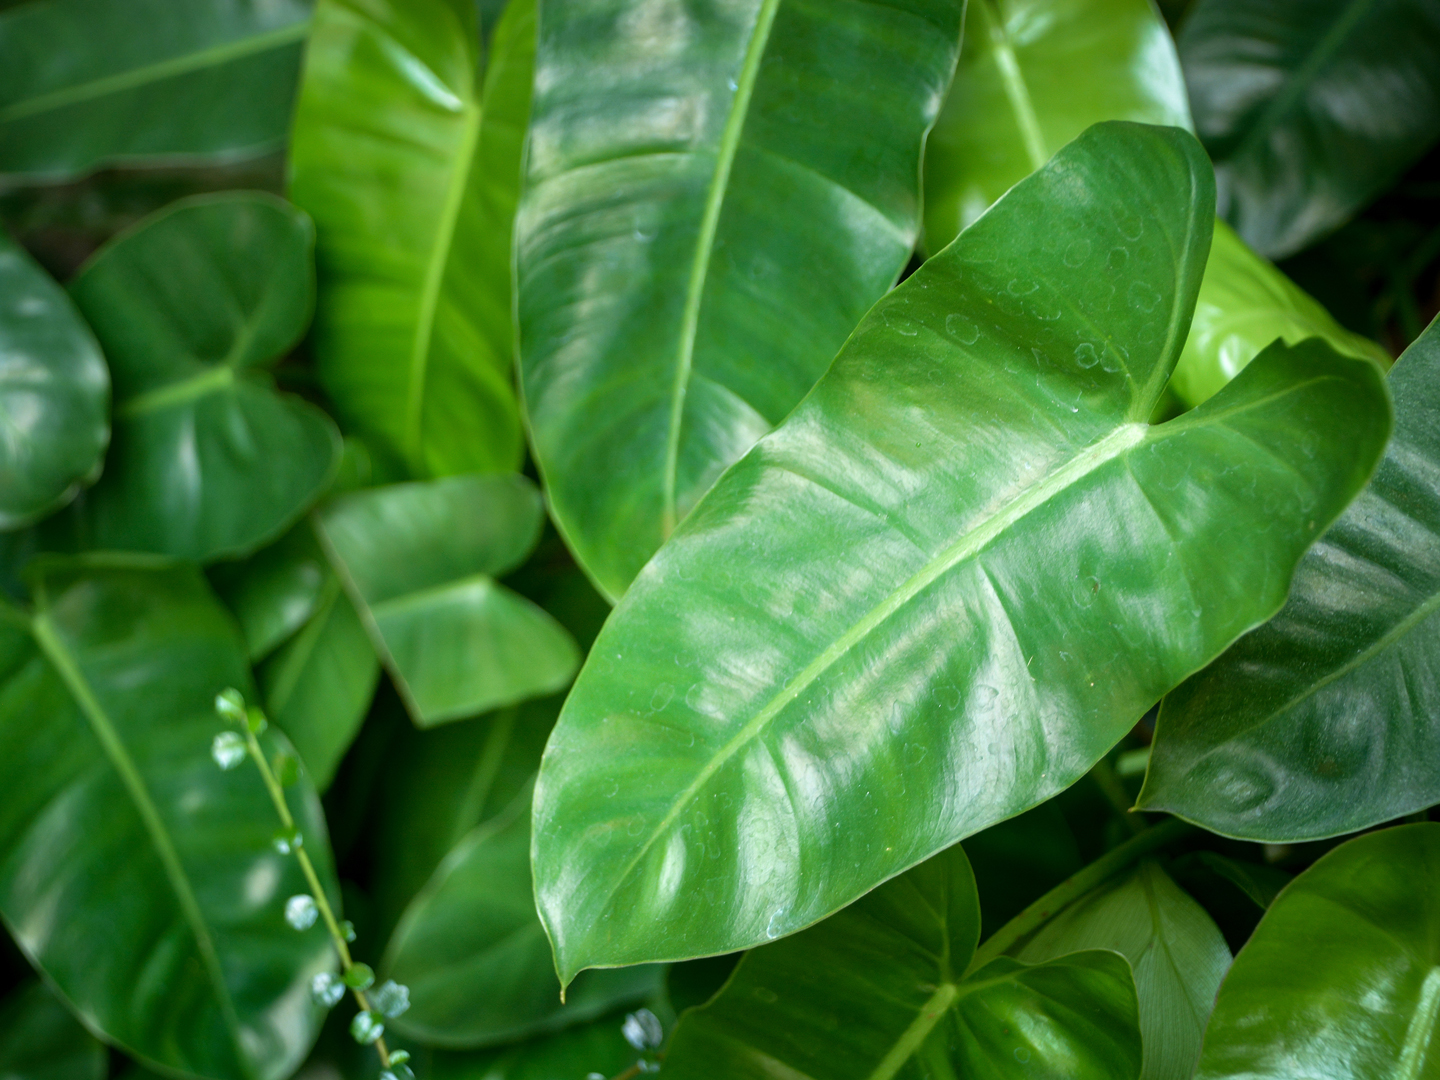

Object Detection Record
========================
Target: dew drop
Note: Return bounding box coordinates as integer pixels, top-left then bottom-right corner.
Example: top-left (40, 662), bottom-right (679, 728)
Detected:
top-left (1074, 342), bottom-right (1099, 369)
top-left (371, 979), bottom-right (410, 1018)
top-left (284, 894), bottom-right (318, 930)
top-left (945, 313), bottom-right (979, 345)
top-left (214, 688), bottom-right (247, 725)
top-left (622, 1008), bottom-right (664, 1050)
top-left (350, 1010), bottom-right (384, 1045)
top-left (311, 971), bottom-right (345, 1008)
top-left (211, 731), bottom-right (246, 770)
top-left (766, 908), bottom-right (788, 939)
top-left (272, 827), bottom-right (303, 854)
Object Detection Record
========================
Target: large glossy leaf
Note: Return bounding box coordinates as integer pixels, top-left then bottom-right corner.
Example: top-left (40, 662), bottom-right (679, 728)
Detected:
top-left (922, 0), bottom-right (1191, 250)
top-left (532, 122), bottom-right (1394, 980)
top-left (0, 230), bottom-right (108, 530)
top-left (316, 474), bottom-right (579, 727)
top-left (1179, 0), bottom-right (1440, 258)
top-left (1195, 823), bottom-right (1440, 1079)
top-left (1015, 861), bottom-right (1231, 1080)
top-left (1140, 315), bottom-right (1440, 840)
top-left (517, 0), bottom-right (965, 600)
top-left (0, 982), bottom-right (105, 1080)
top-left (662, 843), bottom-right (1142, 1080)
top-left (0, 556), bottom-right (338, 1080)
top-left (64, 193), bottom-right (341, 563)
top-left (288, 0), bottom-right (530, 478)
top-left (0, 0), bottom-right (311, 179)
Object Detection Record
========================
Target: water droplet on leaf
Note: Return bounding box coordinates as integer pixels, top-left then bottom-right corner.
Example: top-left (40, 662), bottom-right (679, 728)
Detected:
top-left (350, 1010), bottom-right (383, 1044)
top-left (622, 1008), bottom-right (663, 1050)
top-left (215, 689), bottom-right (246, 725)
top-left (211, 732), bottom-right (246, 770)
top-left (272, 828), bottom-right (303, 854)
top-left (285, 894), bottom-right (318, 930)
top-left (372, 979), bottom-right (410, 1018)
top-left (311, 971), bottom-right (345, 1008)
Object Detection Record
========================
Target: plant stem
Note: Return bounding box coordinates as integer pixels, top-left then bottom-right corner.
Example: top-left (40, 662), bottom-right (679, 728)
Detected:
top-left (1088, 757), bottom-right (1146, 836)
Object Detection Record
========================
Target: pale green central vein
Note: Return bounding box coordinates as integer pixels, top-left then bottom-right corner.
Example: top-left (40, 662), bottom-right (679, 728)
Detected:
top-left (0, 22), bottom-right (309, 122)
top-left (660, 0), bottom-right (782, 536)
top-left (868, 983), bottom-right (958, 1080)
top-left (118, 365), bottom-right (235, 418)
top-left (29, 611), bottom-right (249, 1072)
top-left (979, 0), bottom-right (1046, 172)
top-left (1396, 967), bottom-right (1440, 1080)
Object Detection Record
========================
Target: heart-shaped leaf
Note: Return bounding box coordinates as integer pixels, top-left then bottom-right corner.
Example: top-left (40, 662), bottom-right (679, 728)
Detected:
top-left (517, 0), bottom-right (966, 599)
top-left (0, 982), bottom-right (105, 1080)
top-left (532, 122), bottom-right (1393, 980)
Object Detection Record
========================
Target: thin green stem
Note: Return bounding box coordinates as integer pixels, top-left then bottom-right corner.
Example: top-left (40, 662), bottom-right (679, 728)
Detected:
top-left (1089, 758), bottom-right (1146, 836)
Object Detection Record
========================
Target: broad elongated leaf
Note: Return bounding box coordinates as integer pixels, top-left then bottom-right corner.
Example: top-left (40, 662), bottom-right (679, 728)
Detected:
top-left (0, 982), bottom-right (105, 1080)
top-left (316, 475), bottom-right (579, 726)
top-left (288, 0), bottom-right (530, 478)
top-left (65, 194), bottom-right (341, 562)
top-left (1141, 315), bottom-right (1440, 840)
top-left (0, 0), bottom-right (311, 179)
top-left (0, 231), bottom-right (108, 530)
top-left (517, 0), bottom-right (966, 600)
top-left (532, 122), bottom-right (1393, 979)
top-left (1180, 0), bottom-right (1440, 258)
top-left (662, 844), bottom-right (1143, 1080)
top-left (210, 524), bottom-right (330, 661)
top-left (0, 557), bottom-right (338, 1080)
top-left (1195, 823), bottom-right (1440, 1079)
top-left (922, 0), bottom-right (1191, 249)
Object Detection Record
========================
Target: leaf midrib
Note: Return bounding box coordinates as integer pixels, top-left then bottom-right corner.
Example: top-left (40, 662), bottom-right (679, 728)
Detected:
top-left (977, 0), bottom-right (1047, 171)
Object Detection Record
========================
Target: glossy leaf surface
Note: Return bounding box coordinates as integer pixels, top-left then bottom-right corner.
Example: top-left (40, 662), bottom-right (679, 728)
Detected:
top-left (663, 843), bottom-right (1142, 1080)
top-left (0, 0), bottom-right (311, 179)
top-left (211, 524), bottom-right (330, 661)
top-left (317, 475), bottom-right (579, 726)
top-left (517, 0), bottom-right (965, 599)
top-left (0, 557), bottom-right (337, 1080)
top-left (0, 231), bottom-right (109, 530)
top-left (288, 0), bottom-right (528, 478)
top-left (0, 982), bottom-right (106, 1080)
top-left (1195, 823), bottom-right (1440, 1080)
top-left (533, 122), bottom-right (1392, 979)
top-left (923, 0), bottom-right (1191, 249)
top-left (66, 194), bottom-right (340, 563)
top-left (1180, 0), bottom-right (1440, 258)
top-left (1142, 315), bottom-right (1440, 840)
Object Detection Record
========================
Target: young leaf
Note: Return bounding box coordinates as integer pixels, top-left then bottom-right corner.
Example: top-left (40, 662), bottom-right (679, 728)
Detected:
top-left (0, 0), bottom-right (311, 179)
top-left (1195, 823), bottom-right (1440, 1079)
top-left (532, 122), bottom-right (1393, 980)
top-left (288, 0), bottom-right (532, 478)
top-left (0, 230), bottom-right (108, 530)
top-left (661, 844), bottom-right (1143, 1080)
top-left (1141, 315), bottom-right (1440, 841)
top-left (0, 982), bottom-right (105, 1080)
top-left (0, 556), bottom-right (338, 1080)
top-left (1180, 0), bottom-right (1440, 257)
top-left (517, 0), bottom-right (966, 600)
top-left (64, 193), bottom-right (341, 562)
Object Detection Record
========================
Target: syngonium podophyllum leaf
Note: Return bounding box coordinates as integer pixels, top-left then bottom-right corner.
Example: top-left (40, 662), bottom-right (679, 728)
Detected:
top-left (922, 0), bottom-right (1191, 249)
top-left (1180, 0), bottom-right (1440, 258)
top-left (1015, 861), bottom-right (1231, 1080)
top-left (532, 122), bottom-right (1394, 980)
top-left (0, 556), bottom-right (338, 1080)
top-left (0, 231), bottom-right (108, 530)
top-left (0, 982), bottom-right (106, 1080)
top-left (1140, 315), bottom-right (1440, 841)
top-left (65, 193), bottom-right (341, 563)
top-left (385, 780), bottom-right (663, 1048)
top-left (0, 0), bottom-right (312, 179)
top-left (1195, 823), bottom-right (1440, 1080)
top-left (288, 0), bottom-right (531, 479)
top-left (662, 844), bottom-right (1143, 1080)
top-left (517, 0), bottom-right (965, 601)
top-left (316, 474), bottom-right (580, 727)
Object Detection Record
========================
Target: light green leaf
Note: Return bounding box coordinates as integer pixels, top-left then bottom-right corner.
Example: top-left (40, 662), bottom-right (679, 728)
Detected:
top-left (0, 982), bottom-right (105, 1080)
top-left (532, 122), bottom-right (1393, 980)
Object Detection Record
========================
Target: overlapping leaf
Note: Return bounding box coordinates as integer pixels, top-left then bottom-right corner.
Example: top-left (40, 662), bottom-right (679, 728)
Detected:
top-left (0, 982), bottom-right (106, 1080)
top-left (430, 1006), bottom-right (665, 1080)
top-left (211, 524), bottom-right (330, 661)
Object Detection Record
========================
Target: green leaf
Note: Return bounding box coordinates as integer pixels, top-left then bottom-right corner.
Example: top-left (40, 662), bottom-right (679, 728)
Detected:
top-left (0, 556), bottom-right (338, 1080)
top-left (922, 0), bottom-right (1191, 250)
top-left (385, 780), bottom-right (663, 1047)
top-left (288, 0), bottom-right (530, 478)
top-left (430, 1008), bottom-right (659, 1080)
top-left (316, 474), bottom-right (580, 727)
top-left (532, 122), bottom-right (1394, 980)
top-left (64, 193), bottom-right (341, 563)
top-left (1170, 851), bottom-right (1291, 911)
top-left (0, 982), bottom-right (105, 1080)
top-left (1180, 0), bottom-right (1440, 258)
top-left (0, 0), bottom-right (311, 179)
top-left (1015, 861), bottom-right (1231, 1080)
top-left (1195, 823), bottom-right (1440, 1080)
top-left (210, 523), bottom-right (330, 661)
top-left (662, 843), bottom-right (1143, 1080)
top-left (1141, 315), bottom-right (1440, 841)
top-left (517, 0), bottom-right (966, 600)
top-left (0, 230), bottom-right (109, 530)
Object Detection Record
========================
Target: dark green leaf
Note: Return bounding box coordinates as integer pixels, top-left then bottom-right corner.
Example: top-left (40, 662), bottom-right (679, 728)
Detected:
top-left (288, 0), bottom-right (530, 478)
top-left (430, 1008), bottom-right (657, 1080)
top-left (1180, 0), bottom-right (1440, 258)
top-left (1195, 823), bottom-right (1440, 1080)
top-left (1141, 315), bottom-right (1440, 840)
top-left (210, 523), bottom-right (330, 661)
top-left (532, 122), bottom-right (1392, 979)
top-left (0, 556), bottom-right (338, 1080)
top-left (1169, 851), bottom-right (1291, 911)
top-left (0, 982), bottom-right (105, 1080)
top-left (317, 475), bottom-right (579, 727)
top-left (963, 801), bottom-right (1084, 938)
top-left (65, 193), bottom-right (341, 562)
top-left (517, 0), bottom-right (965, 599)
top-left (0, 230), bottom-right (108, 530)
top-left (0, 0), bottom-right (311, 179)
